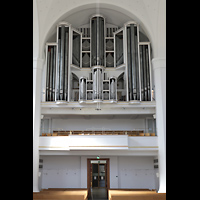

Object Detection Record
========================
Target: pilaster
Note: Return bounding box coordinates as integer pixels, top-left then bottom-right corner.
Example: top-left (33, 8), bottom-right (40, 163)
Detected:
top-left (152, 57), bottom-right (166, 193)
top-left (33, 58), bottom-right (44, 192)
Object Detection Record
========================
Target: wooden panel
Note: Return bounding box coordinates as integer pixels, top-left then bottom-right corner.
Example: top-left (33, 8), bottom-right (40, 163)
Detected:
top-left (108, 190), bottom-right (165, 200)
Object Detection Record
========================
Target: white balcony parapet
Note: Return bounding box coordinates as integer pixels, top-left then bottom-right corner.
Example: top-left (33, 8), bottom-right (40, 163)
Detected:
top-left (39, 135), bottom-right (158, 151)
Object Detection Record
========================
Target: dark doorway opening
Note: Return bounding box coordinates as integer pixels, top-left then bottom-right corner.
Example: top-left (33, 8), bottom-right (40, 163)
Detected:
top-left (87, 158), bottom-right (110, 199)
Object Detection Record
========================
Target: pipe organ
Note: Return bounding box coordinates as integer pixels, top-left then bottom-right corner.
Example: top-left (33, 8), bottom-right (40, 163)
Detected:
top-left (44, 14), bottom-right (154, 103)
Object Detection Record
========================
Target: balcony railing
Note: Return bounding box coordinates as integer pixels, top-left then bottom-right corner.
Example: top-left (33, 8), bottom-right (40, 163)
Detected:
top-left (41, 130), bottom-right (156, 137)
top-left (39, 134), bottom-right (158, 151)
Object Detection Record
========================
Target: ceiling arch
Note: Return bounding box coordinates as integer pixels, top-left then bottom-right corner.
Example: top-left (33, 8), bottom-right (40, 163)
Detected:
top-left (40, 1), bottom-right (155, 59)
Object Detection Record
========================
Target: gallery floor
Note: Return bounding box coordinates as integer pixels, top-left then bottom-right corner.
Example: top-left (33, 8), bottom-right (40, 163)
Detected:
top-left (89, 188), bottom-right (108, 200)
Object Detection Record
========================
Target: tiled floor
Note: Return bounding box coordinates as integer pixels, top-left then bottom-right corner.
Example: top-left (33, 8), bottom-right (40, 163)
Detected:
top-left (89, 188), bottom-right (108, 200)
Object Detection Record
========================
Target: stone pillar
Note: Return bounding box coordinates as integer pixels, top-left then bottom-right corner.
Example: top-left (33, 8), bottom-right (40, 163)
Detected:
top-left (152, 57), bottom-right (166, 193)
top-left (33, 58), bottom-right (44, 192)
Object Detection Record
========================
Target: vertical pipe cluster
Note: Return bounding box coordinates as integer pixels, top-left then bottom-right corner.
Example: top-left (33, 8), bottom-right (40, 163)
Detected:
top-left (46, 46), bottom-right (56, 101)
top-left (56, 25), bottom-right (69, 101)
top-left (139, 45), bottom-right (151, 101)
top-left (126, 24), bottom-right (140, 101)
top-left (91, 16), bottom-right (105, 66)
top-left (93, 67), bottom-right (103, 100)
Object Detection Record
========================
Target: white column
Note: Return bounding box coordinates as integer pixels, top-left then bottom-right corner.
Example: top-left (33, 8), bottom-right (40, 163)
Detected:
top-left (33, 58), bottom-right (44, 192)
top-left (152, 57), bottom-right (166, 193)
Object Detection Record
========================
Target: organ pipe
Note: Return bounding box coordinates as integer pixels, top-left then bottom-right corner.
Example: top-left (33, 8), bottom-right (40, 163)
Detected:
top-left (64, 30), bottom-right (69, 101)
top-left (140, 46), bottom-right (144, 101)
top-left (91, 16), bottom-right (105, 66)
top-left (130, 24), bottom-right (137, 100)
top-left (92, 66), bottom-right (103, 101)
top-left (110, 77), bottom-right (117, 101)
top-left (56, 25), bottom-right (69, 101)
top-left (79, 77), bottom-right (86, 102)
top-left (52, 46), bottom-right (56, 100)
top-left (45, 17), bottom-right (153, 103)
top-left (127, 27), bottom-right (133, 100)
top-left (146, 46), bottom-right (151, 101)
top-left (46, 45), bottom-right (56, 101)
top-left (49, 47), bottom-right (53, 100)
top-left (126, 24), bottom-right (141, 101)
top-left (56, 39), bottom-right (61, 100)
top-left (140, 44), bottom-right (151, 101)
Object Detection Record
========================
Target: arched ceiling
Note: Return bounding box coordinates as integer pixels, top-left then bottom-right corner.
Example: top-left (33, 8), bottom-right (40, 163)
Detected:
top-left (64, 7), bottom-right (132, 28)
top-left (46, 7), bottom-right (148, 44)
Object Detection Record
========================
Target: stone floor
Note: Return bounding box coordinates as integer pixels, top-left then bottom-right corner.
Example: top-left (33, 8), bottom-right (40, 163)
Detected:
top-left (89, 188), bottom-right (108, 200)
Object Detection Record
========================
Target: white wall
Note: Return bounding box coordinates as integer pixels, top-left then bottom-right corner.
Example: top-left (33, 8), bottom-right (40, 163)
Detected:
top-left (118, 156), bottom-right (155, 189)
top-left (40, 155), bottom-right (157, 190)
top-left (41, 156), bottom-right (81, 188)
top-left (51, 117), bottom-right (145, 131)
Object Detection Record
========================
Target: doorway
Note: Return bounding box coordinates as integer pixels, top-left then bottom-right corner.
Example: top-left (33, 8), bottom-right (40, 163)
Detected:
top-left (87, 158), bottom-right (110, 199)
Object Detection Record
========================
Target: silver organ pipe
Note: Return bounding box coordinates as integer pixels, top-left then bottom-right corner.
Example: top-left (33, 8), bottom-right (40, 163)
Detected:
top-left (45, 16), bottom-right (153, 103)
top-left (91, 16), bottom-right (105, 66)
top-left (64, 30), bottom-right (69, 101)
top-left (46, 50), bottom-right (50, 101)
top-left (46, 45), bottom-right (56, 101)
top-left (56, 25), bottom-right (69, 101)
top-left (127, 26), bottom-right (133, 100)
top-left (92, 66), bottom-right (103, 101)
top-left (56, 39), bottom-right (61, 100)
top-left (130, 24), bottom-right (137, 100)
top-left (140, 44), bottom-right (151, 101)
top-left (52, 46), bottom-right (56, 100)
top-left (59, 26), bottom-right (65, 100)
top-left (79, 77), bottom-right (86, 102)
top-left (49, 47), bottom-right (53, 100)
top-left (140, 46), bottom-right (144, 101)
top-left (146, 46), bottom-right (151, 101)
top-left (110, 77), bottom-right (117, 101)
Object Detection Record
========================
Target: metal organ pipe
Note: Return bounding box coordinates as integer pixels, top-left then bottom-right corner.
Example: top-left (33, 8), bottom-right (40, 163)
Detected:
top-left (52, 46), bottom-right (56, 100)
top-left (46, 50), bottom-right (50, 101)
top-left (49, 47), bottom-right (53, 100)
top-left (91, 16), bottom-right (105, 66)
top-left (79, 77), bottom-right (86, 101)
top-left (46, 46), bottom-right (56, 101)
top-left (56, 39), bottom-right (61, 100)
top-left (142, 45), bottom-right (147, 101)
top-left (130, 24), bottom-right (137, 100)
top-left (110, 78), bottom-right (116, 100)
top-left (140, 44), bottom-right (151, 101)
top-left (56, 25), bottom-right (69, 101)
top-left (140, 46), bottom-right (144, 101)
top-left (127, 27), bottom-right (133, 100)
top-left (64, 30), bottom-right (69, 101)
top-left (59, 26), bottom-right (65, 100)
top-left (146, 46), bottom-right (151, 101)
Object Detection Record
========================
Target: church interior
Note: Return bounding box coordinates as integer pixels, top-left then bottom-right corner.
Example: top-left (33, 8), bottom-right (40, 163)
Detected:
top-left (33, 0), bottom-right (166, 199)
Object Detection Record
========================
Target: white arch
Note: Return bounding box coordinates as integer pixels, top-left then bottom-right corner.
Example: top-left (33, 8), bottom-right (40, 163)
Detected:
top-left (38, 2), bottom-right (155, 61)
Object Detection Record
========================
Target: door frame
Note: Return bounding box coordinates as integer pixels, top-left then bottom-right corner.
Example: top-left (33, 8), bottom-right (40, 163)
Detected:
top-left (87, 158), bottom-right (110, 197)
